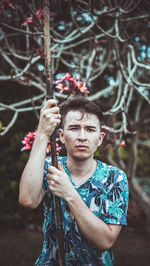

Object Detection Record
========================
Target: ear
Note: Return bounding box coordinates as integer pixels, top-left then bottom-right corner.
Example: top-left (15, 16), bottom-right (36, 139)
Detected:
top-left (98, 132), bottom-right (105, 147)
top-left (58, 129), bottom-right (65, 144)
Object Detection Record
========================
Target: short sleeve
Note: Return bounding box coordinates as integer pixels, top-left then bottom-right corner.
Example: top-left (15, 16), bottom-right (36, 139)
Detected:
top-left (102, 169), bottom-right (129, 225)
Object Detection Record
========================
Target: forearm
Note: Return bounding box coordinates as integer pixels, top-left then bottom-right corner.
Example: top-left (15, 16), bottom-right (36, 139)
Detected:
top-left (66, 190), bottom-right (120, 251)
top-left (19, 132), bottom-right (48, 208)
top-left (19, 99), bottom-right (61, 208)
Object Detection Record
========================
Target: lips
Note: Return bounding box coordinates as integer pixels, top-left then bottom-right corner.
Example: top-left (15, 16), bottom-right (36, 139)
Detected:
top-left (75, 145), bottom-right (88, 150)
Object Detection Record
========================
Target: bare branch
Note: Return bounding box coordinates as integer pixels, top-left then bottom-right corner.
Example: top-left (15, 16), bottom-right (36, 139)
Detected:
top-left (0, 111), bottom-right (18, 136)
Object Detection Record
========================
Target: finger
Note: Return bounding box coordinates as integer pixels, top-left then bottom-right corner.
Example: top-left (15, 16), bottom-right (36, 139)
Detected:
top-left (48, 182), bottom-right (55, 192)
top-left (41, 113), bottom-right (60, 128)
top-left (40, 112), bottom-right (61, 129)
top-left (42, 107), bottom-right (60, 117)
top-left (50, 106), bottom-right (60, 114)
top-left (47, 172), bottom-right (56, 179)
top-left (46, 173), bottom-right (52, 180)
top-left (46, 99), bottom-right (58, 107)
top-left (47, 174), bottom-right (57, 185)
top-left (42, 99), bottom-right (58, 112)
top-left (43, 111), bottom-right (61, 119)
top-left (57, 161), bottom-right (66, 174)
top-left (48, 179), bottom-right (55, 186)
top-left (48, 165), bottom-right (60, 175)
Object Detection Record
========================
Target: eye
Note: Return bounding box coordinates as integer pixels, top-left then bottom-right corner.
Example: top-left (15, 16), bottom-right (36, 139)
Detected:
top-left (69, 127), bottom-right (78, 131)
top-left (87, 128), bottom-right (96, 132)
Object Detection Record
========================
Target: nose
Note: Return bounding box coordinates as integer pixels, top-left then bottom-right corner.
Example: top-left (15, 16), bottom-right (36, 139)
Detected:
top-left (77, 128), bottom-right (87, 141)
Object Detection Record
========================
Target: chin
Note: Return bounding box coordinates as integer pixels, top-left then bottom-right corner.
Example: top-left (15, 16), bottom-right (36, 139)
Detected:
top-left (72, 152), bottom-right (92, 161)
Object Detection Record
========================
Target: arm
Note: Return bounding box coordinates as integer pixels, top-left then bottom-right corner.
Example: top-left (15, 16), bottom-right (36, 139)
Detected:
top-left (66, 190), bottom-right (122, 251)
top-left (19, 99), bottom-right (61, 209)
top-left (47, 163), bottom-right (122, 251)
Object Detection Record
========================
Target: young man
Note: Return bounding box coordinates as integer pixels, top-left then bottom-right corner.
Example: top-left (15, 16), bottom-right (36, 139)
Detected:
top-left (19, 97), bottom-right (129, 265)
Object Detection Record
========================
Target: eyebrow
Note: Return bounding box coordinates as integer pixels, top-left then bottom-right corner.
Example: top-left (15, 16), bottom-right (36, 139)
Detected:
top-left (68, 124), bottom-right (97, 129)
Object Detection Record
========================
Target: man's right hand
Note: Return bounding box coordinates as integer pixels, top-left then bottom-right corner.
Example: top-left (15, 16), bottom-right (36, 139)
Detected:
top-left (37, 99), bottom-right (61, 137)
top-left (19, 99), bottom-right (61, 209)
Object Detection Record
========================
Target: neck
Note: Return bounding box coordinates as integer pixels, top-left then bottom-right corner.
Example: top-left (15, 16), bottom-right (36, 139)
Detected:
top-left (66, 155), bottom-right (96, 179)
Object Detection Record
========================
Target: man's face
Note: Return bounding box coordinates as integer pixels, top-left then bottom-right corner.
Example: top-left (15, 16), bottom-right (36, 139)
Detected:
top-left (59, 111), bottom-right (105, 161)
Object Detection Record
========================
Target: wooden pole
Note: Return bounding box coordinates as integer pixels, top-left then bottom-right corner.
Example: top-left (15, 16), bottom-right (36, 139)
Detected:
top-left (43, 1), bottom-right (65, 265)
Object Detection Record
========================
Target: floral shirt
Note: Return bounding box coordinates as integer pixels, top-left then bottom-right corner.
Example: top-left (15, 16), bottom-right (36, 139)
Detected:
top-left (35, 156), bottom-right (129, 266)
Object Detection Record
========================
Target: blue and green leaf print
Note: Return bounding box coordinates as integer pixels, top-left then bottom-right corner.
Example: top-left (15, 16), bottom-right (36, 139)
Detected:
top-left (35, 156), bottom-right (129, 266)
top-left (108, 199), bottom-right (124, 218)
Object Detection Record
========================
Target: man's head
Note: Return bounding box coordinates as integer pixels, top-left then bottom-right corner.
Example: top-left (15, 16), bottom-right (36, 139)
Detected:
top-left (60, 96), bottom-right (103, 129)
top-left (59, 97), bottom-right (104, 161)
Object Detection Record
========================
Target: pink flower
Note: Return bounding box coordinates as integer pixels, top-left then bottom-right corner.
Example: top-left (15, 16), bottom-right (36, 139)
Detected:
top-left (56, 143), bottom-right (61, 153)
top-left (65, 72), bottom-right (72, 80)
top-left (21, 143), bottom-right (32, 151)
top-left (36, 8), bottom-right (43, 19)
top-left (56, 72), bottom-right (72, 84)
top-left (7, 1), bottom-right (15, 9)
top-left (21, 17), bottom-right (33, 27)
top-left (75, 81), bottom-right (89, 93)
top-left (21, 131), bottom-right (37, 151)
top-left (21, 8), bottom-right (46, 27)
top-left (55, 73), bottom-right (89, 95)
top-left (56, 83), bottom-right (69, 93)
top-left (21, 130), bottom-right (61, 155)
top-left (120, 139), bottom-right (126, 147)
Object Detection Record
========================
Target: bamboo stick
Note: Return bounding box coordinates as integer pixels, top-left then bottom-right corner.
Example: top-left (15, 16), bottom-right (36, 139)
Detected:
top-left (43, 1), bottom-right (65, 265)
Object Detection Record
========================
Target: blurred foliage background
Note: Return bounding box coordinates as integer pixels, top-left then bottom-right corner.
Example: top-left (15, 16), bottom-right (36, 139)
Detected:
top-left (0, 82), bottom-right (149, 229)
top-left (0, 0), bottom-right (150, 233)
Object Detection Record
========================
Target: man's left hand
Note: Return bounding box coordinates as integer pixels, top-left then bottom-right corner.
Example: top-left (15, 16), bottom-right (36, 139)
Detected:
top-left (47, 162), bottom-right (76, 200)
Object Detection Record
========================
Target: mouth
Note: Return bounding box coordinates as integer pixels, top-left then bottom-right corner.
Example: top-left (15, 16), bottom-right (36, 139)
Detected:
top-left (75, 145), bottom-right (88, 150)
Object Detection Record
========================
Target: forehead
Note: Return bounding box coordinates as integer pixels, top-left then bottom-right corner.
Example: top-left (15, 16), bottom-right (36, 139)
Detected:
top-left (64, 110), bottom-right (100, 128)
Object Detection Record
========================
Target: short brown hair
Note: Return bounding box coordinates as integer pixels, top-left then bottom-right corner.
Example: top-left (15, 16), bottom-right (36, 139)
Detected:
top-left (60, 96), bottom-right (103, 128)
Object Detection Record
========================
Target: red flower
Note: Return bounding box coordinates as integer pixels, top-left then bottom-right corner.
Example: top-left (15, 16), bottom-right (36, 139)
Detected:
top-left (36, 8), bottom-right (43, 19)
top-left (22, 8), bottom-right (43, 27)
top-left (21, 131), bottom-right (36, 151)
top-left (120, 139), bottom-right (126, 147)
top-left (21, 17), bottom-right (33, 27)
top-left (56, 72), bottom-right (72, 84)
top-left (74, 81), bottom-right (89, 93)
top-left (55, 83), bottom-right (69, 94)
top-left (21, 131), bottom-right (61, 155)
top-left (21, 8), bottom-right (53, 27)
top-left (55, 73), bottom-right (89, 94)
top-left (65, 72), bottom-right (72, 80)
